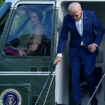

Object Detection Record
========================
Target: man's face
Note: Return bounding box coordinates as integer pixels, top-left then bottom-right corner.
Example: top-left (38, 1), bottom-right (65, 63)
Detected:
top-left (70, 9), bottom-right (82, 21)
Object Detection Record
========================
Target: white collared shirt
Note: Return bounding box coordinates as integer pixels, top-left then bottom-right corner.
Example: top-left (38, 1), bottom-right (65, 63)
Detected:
top-left (75, 15), bottom-right (84, 46)
top-left (75, 16), bottom-right (83, 37)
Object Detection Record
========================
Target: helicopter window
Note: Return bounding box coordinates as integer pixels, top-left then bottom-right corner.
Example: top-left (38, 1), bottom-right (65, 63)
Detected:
top-left (4, 4), bottom-right (54, 56)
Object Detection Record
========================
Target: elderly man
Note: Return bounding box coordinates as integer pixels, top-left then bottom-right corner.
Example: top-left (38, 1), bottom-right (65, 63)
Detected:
top-left (54, 2), bottom-right (105, 105)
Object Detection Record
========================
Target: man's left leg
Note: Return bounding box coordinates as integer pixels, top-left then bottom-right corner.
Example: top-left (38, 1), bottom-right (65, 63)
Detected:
top-left (80, 47), bottom-right (98, 105)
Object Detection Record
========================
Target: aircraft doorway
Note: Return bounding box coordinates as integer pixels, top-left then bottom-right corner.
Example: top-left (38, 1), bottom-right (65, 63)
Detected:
top-left (56, 1), bottom-right (105, 105)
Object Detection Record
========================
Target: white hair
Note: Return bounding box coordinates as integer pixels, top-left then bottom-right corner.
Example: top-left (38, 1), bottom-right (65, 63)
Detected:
top-left (68, 2), bottom-right (82, 13)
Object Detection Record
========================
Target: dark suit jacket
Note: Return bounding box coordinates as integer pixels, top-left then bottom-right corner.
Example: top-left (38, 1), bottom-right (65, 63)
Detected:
top-left (57, 10), bottom-right (105, 58)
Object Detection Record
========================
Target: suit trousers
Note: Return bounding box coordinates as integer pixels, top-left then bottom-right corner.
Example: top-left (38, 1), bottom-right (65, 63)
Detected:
top-left (70, 46), bottom-right (97, 103)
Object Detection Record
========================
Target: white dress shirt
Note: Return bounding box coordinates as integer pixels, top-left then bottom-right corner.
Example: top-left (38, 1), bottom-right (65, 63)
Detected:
top-left (75, 16), bottom-right (84, 46)
top-left (75, 17), bottom-right (83, 37)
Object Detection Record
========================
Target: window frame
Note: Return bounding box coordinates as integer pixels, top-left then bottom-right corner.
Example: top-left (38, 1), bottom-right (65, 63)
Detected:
top-left (1, 1), bottom-right (56, 59)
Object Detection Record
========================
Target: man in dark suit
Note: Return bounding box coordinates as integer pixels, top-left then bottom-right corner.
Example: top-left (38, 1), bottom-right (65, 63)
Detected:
top-left (54, 2), bottom-right (105, 105)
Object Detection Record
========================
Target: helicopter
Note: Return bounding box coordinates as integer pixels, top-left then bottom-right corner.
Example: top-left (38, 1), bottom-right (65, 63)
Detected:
top-left (0, 0), bottom-right (105, 105)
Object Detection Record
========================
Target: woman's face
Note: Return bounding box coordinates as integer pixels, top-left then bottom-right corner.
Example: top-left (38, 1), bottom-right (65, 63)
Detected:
top-left (30, 12), bottom-right (39, 25)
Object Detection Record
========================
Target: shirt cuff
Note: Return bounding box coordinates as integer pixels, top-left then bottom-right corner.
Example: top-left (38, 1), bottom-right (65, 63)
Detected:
top-left (93, 43), bottom-right (98, 47)
top-left (57, 53), bottom-right (63, 57)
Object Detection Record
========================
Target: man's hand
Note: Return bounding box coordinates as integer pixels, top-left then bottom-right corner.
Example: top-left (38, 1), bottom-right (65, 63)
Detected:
top-left (88, 43), bottom-right (97, 53)
top-left (53, 56), bottom-right (62, 65)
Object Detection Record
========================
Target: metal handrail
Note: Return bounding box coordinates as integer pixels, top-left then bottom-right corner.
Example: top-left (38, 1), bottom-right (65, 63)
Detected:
top-left (87, 73), bottom-right (105, 105)
top-left (34, 70), bottom-right (55, 105)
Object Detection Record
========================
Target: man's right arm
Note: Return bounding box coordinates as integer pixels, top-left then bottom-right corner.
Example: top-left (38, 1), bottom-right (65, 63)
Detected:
top-left (53, 15), bottom-right (69, 65)
top-left (57, 16), bottom-right (69, 54)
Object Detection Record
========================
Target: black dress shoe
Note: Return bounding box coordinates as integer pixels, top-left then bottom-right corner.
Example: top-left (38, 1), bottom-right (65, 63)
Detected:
top-left (91, 98), bottom-right (98, 105)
